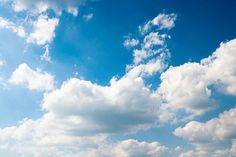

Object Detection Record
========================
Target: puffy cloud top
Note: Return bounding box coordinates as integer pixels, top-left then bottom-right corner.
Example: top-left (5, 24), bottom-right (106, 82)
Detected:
top-left (9, 63), bottom-right (55, 91)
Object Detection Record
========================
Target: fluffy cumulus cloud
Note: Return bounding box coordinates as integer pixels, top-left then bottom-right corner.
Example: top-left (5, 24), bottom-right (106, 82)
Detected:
top-left (27, 15), bottom-right (59, 45)
top-left (12, 0), bottom-right (85, 16)
top-left (158, 63), bottom-right (216, 120)
top-left (9, 63), bottom-right (54, 91)
top-left (202, 40), bottom-right (236, 95)
top-left (42, 62), bottom-right (163, 134)
top-left (0, 48), bottom-right (168, 156)
top-left (158, 38), bottom-right (236, 121)
top-left (174, 107), bottom-right (236, 157)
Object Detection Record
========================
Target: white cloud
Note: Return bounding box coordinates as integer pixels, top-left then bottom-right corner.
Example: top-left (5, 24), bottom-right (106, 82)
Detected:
top-left (152, 13), bottom-right (177, 30)
top-left (143, 32), bottom-right (169, 49)
top-left (133, 49), bottom-right (149, 64)
top-left (12, 0), bottom-right (84, 16)
top-left (131, 32), bottom-right (170, 65)
top-left (0, 16), bottom-right (26, 37)
top-left (9, 63), bottom-right (54, 91)
top-left (127, 13), bottom-right (174, 65)
top-left (174, 107), bottom-right (236, 157)
top-left (0, 116), bottom-right (107, 157)
top-left (158, 39), bottom-right (236, 121)
top-left (158, 63), bottom-right (216, 120)
top-left (1, 16), bottom-right (58, 46)
top-left (0, 58), bottom-right (168, 155)
top-left (123, 37), bottom-right (139, 48)
top-left (131, 32), bottom-right (170, 64)
top-left (133, 32), bottom-right (169, 65)
top-left (83, 13), bottom-right (94, 21)
top-left (202, 40), bottom-right (236, 95)
top-left (139, 13), bottom-right (177, 35)
top-left (41, 44), bottom-right (51, 62)
top-left (174, 107), bottom-right (236, 145)
top-left (0, 15), bottom-right (58, 61)
top-left (27, 15), bottom-right (59, 45)
top-left (127, 53), bottom-right (167, 77)
top-left (42, 71), bottom-right (161, 134)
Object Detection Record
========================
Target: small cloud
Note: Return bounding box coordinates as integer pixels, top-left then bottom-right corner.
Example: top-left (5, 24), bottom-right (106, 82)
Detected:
top-left (67, 6), bottom-right (78, 16)
top-left (9, 63), bottom-right (55, 91)
top-left (83, 13), bottom-right (94, 21)
top-left (139, 13), bottom-right (177, 35)
top-left (41, 44), bottom-right (51, 62)
top-left (123, 36), bottom-right (139, 48)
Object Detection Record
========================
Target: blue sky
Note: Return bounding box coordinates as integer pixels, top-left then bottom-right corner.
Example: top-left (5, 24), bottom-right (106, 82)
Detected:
top-left (0, 0), bottom-right (236, 157)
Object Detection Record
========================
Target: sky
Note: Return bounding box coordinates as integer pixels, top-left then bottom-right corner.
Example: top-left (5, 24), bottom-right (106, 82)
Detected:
top-left (0, 0), bottom-right (236, 157)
